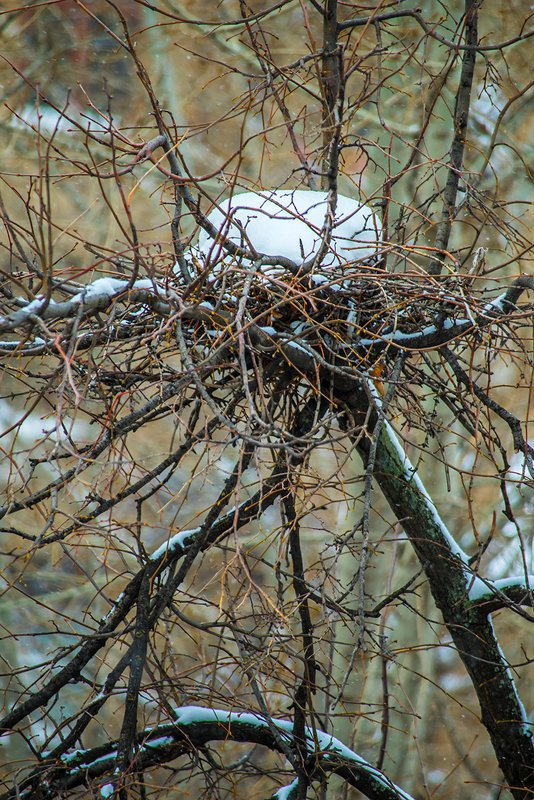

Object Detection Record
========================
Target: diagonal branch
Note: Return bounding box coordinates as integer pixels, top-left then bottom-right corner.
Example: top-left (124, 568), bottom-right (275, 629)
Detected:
top-left (344, 383), bottom-right (534, 798)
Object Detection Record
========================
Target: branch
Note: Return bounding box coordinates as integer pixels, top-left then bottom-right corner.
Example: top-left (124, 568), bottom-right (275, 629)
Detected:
top-left (442, 345), bottom-right (534, 476)
top-left (0, 278), bottom-right (169, 334)
top-left (114, 568), bottom-right (151, 775)
top-left (354, 277), bottom-right (534, 355)
top-left (7, 707), bottom-right (416, 800)
top-left (428, 0), bottom-right (478, 275)
top-left (339, 6), bottom-right (530, 53)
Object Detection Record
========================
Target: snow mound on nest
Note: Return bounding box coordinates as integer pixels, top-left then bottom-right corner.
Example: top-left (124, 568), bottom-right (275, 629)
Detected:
top-left (197, 190), bottom-right (381, 268)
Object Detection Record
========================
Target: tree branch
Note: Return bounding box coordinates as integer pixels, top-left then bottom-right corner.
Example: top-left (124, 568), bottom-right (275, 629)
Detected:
top-left (428, 0), bottom-right (478, 275)
top-left (5, 708), bottom-right (416, 800)
top-left (345, 386), bottom-right (534, 798)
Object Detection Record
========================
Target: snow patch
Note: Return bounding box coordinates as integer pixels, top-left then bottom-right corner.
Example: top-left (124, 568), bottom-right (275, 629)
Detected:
top-left (150, 528), bottom-right (200, 561)
top-left (274, 778), bottom-right (298, 799)
top-left (467, 575), bottom-right (534, 602)
top-left (143, 736), bottom-right (175, 748)
top-left (197, 190), bottom-right (381, 270)
top-left (71, 277), bottom-right (154, 303)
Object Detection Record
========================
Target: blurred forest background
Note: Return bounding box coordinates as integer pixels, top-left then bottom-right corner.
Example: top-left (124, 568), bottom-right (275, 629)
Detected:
top-left (0, 1), bottom-right (533, 799)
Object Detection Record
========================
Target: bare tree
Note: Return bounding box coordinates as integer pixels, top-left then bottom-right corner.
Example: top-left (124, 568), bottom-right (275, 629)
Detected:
top-left (0, 2), bottom-right (533, 799)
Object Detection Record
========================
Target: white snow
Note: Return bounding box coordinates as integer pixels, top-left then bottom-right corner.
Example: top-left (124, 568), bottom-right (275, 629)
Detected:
top-left (357, 291), bottom-right (510, 350)
top-left (482, 292), bottom-right (507, 315)
top-left (150, 528), bottom-right (200, 561)
top-left (288, 322), bottom-right (309, 335)
top-left (143, 736), bottom-right (175, 748)
top-left (358, 320), bottom-right (456, 349)
top-left (64, 750), bottom-right (115, 769)
top-left (467, 575), bottom-right (534, 602)
top-left (61, 704), bottom-right (414, 798)
top-left (197, 190), bottom-right (381, 269)
top-left (274, 778), bottom-right (299, 799)
top-left (70, 278), bottom-right (128, 301)
top-left (70, 277), bottom-right (154, 303)
top-left (310, 273), bottom-right (329, 285)
top-left (21, 295), bottom-right (51, 314)
top-left (386, 420), bottom-right (469, 562)
top-left (283, 340), bottom-right (311, 355)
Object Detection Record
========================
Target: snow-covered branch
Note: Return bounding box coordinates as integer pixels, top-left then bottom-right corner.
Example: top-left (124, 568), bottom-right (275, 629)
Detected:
top-left (467, 576), bottom-right (534, 612)
top-left (10, 707), bottom-right (415, 800)
top-left (348, 399), bottom-right (534, 785)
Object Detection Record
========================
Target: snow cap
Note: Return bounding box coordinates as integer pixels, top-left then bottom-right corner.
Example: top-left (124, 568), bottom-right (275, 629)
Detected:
top-left (197, 189), bottom-right (381, 268)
